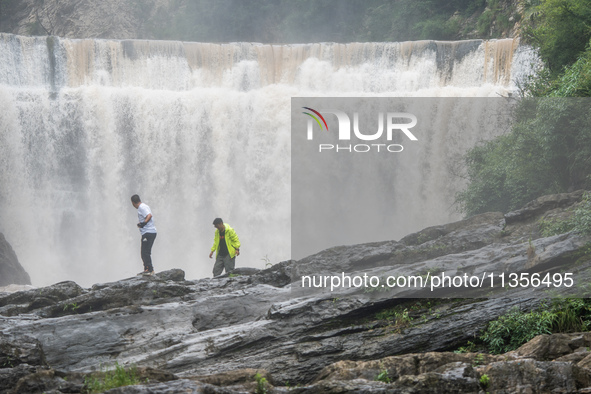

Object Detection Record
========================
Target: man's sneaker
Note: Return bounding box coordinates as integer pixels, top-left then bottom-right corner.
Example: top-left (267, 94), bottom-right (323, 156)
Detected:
top-left (143, 271), bottom-right (154, 276)
top-left (138, 269), bottom-right (150, 276)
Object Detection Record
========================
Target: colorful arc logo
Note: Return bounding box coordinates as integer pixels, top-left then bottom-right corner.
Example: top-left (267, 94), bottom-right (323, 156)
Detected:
top-left (302, 107), bottom-right (329, 132)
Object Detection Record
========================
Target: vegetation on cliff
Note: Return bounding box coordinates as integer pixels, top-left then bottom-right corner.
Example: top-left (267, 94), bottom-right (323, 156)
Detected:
top-left (454, 0), bottom-right (591, 357)
top-left (457, 0), bottom-right (591, 216)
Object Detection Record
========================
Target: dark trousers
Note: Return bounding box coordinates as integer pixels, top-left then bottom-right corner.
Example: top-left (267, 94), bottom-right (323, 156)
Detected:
top-left (140, 232), bottom-right (157, 272)
top-left (213, 254), bottom-right (235, 276)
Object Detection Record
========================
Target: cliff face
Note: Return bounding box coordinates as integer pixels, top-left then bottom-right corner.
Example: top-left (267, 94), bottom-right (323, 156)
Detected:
top-left (0, 0), bottom-right (169, 39)
top-left (1, 191), bottom-right (591, 393)
top-left (0, 233), bottom-right (30, 287)
top-left (0, 0), bottom-right (522, 41)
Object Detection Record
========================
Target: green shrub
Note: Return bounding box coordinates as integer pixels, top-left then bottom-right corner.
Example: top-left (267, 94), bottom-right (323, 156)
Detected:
top-left (476, 9), bottom-right (494, 35)
top-left (522, 0), bottom-right (591, 73)
top-left (573, 192), bottom-right (591, 234)
top-left (479, 374), bottom-right (490, 389)
top-left (481, 299), bottom-right (591, 354)
top-left (538, 192), bottom-right (591, 237)
top-left (376, 308), bottom-right (412, 327)
top-left (84, 363), bottom-right (142, 394)
top-left (376, 365), bottom-right (391, 383)
top-left (457, 99), bottom-right (591, 217)
top-left (254, 373), bottom-right (269, 394)
top-left (481, 307), bottom-right (554, 354)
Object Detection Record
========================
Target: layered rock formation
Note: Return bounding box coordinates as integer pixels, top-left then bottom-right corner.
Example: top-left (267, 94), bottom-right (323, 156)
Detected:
top-left (0, 190), bottom-right (590, 393)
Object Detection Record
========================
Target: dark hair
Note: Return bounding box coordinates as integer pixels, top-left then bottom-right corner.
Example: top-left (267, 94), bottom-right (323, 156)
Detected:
top-left (131, 195), bottom-right (141, 204)
top-left (213, 218), bottom-right (223, 225)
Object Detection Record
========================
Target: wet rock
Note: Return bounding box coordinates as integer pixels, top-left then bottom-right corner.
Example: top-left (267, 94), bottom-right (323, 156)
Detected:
top-left (190, 368), bottom-right (273, 386)
top-left (102, 379), bottom-right (237, 393)
top-left (393, 369), bottom-right (480, 394)
top-left (314, 352), bottom-right (503, 383)
top-left (0, 364), bottom-right (38, 393)
top-left (555, 347), bottom-right (591, 364)
top-left (0, 233), bottom-right (30, 287)
top-left (294, 210), bottom-right (506, 279)
top-left (153, 269), bottom-right (185, 282)
top-left (0, 281), bottom-right (84, 316)
top-left (479, 359), bottom-right (590, 394)
top-left (250, 260), bottom-right (293, 288)
top-left (10, 368), bottom-right (85, 394)
top-left (0, 270), bottom-right (195, 318)
top-left (225, 267), bottom-right (261, 276)
top-left (0, 278), bottom-right (540, 385)
top-left (2, 366), bottom-right (177, 394)
top-left (0, 335), bottom-right (47, 368)
top-left (509, 333), bottom-right (591, 361)
top-left (579, 354), bottom-right (591, 370)
top-left (504, 190), bottom-right (586, 224)
top-left (0, 192), bottom-right (590, 392)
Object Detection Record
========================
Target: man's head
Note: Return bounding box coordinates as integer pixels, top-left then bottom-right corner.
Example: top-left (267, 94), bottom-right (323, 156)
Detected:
top-left (131, 194), bottom-right (141, 209)
top-left (213, 218), bottom-right (225, 231)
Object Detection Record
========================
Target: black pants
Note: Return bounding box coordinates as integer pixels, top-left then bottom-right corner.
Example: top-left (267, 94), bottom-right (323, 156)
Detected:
top-left (140, 232), bottom-right (157, 272)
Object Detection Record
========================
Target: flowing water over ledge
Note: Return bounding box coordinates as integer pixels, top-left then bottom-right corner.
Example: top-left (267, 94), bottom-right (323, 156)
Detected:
top-left (0, 33), bottom-right (538, 287)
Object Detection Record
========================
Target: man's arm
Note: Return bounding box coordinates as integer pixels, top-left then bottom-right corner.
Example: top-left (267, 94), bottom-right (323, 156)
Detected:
top-left (138, 213), bottom-right (152, 228)
top-left (229, 229), bottom-right (241, 255)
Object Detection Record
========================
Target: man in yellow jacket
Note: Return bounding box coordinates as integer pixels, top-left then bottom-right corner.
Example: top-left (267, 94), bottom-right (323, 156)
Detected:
top-left (209, 218), bottom-right (241, 276)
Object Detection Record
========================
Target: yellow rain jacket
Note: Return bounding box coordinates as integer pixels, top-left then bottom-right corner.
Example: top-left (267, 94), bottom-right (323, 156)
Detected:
top-left (211, 223), bottom-right (241, 258)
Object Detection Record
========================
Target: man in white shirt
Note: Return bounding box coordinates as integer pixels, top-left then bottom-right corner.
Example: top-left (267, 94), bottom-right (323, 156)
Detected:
top-left (131, 194), bottom-right (157, 275)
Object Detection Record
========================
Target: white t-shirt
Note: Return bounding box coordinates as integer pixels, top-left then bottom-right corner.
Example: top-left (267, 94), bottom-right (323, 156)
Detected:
top-left (137, 203), bottom-right (157, 235)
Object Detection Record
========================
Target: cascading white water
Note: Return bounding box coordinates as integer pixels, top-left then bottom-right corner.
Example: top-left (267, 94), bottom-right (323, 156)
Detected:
top-left (0, 33), bottom-right (537, 287)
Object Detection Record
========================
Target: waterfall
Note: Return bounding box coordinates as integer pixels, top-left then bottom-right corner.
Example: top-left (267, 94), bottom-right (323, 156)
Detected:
top-left (0, 33), bottom-right (537, 287)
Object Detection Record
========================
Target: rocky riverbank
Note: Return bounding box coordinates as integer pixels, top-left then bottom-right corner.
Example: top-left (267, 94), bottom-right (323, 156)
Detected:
top-left (1, 190), bottom-right (591, 393)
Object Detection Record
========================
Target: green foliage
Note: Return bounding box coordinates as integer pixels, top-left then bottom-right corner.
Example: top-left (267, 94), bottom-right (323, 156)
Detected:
top-left (472, 352), bottom-right (486, 367)
top-left (481, 306), bottom-right (556, 354)
top-left (573, 192), bottom-right (591, 235)
top-left (538, 192), bottom-right (591, 237)
top-left (376, 364), bottom-right (391, 383)
top-left (481, 299), bottom-right (591, 354)
top-left (63, 302), bottom-right (80, 312)
top-left (254, 373), bottom-right (269, 394)
top-left (551, 298), bottom-right (591, 333)
top-left (459, 0), bottom-right (591, 216)
top-left (84, 363), bottom-right (142, 394)
top-left (523, 43), bottom-right (591, 97)
top-left (376, 307), bottom-right (412, 327)
top-left (538, 217), bottom-right (575, 237)
top-left (457, 99), bottom-right (591, 216)
top-left (454, 340), bottom-right (478, 353)
top-left (477, 9), bottom-right (495, 36)
top-left (261, 255), bottom-right (273, 268)
top-left (479, 374), bottom-right (490, 389)
top-left (522, 0), bottom-right (591, 73)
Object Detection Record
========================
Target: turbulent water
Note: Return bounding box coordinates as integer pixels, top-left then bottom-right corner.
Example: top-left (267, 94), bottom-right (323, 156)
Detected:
top-left (0, 33), bottom-right (537, 287)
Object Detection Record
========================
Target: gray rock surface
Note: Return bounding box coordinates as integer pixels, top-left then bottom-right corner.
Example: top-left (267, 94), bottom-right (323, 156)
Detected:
top-left (0, 191), bottom-right (590, 393)
top-left (0, 233), bottom-right (30, 287)
top-left (0, 0), bottom-right (171, 39)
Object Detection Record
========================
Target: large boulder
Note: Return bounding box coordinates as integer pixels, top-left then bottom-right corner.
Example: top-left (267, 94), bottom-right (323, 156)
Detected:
top-left (0, 232), bottom-right (30, 286)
